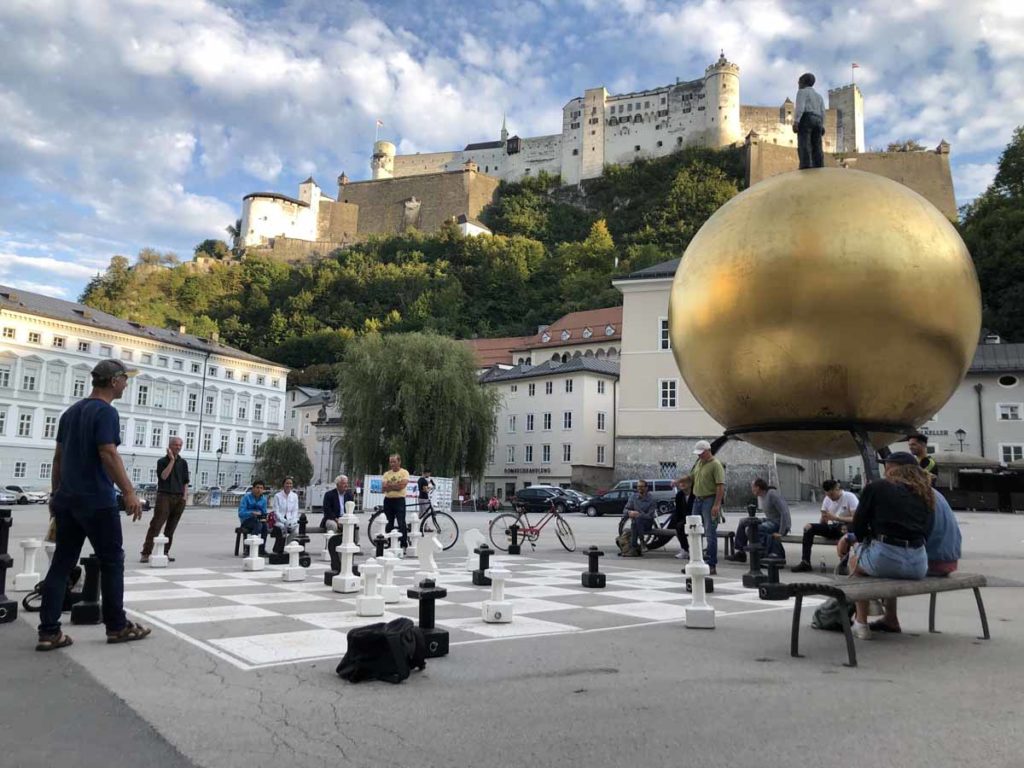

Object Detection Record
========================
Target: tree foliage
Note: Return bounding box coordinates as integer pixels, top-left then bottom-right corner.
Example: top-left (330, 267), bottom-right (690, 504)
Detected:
top-left (885, 139), bottom-right (926, 152)
top-left (336, 333), bottom-right (499, 478)
top-left (960, 125), bottom-right (1024, 341)
top-left (253, 436), bottom-right (314, 487)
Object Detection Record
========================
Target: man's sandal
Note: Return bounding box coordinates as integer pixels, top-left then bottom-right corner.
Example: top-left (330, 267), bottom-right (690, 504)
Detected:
top-left (36, 632), bottom-right (73, 652)
top-left (106, 621), bottom-right (152, 644)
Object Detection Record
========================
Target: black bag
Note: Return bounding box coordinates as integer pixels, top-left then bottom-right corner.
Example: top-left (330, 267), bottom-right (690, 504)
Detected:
top-left (336, 618), bottom-right (427, 684)
top-left (811, 597), bottom-right (855, 632)
top-left (22, 565), bottom-right (83, 613)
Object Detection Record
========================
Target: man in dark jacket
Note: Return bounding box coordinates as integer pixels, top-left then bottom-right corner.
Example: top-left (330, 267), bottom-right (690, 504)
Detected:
top-left (622, 480), bottom-right (657, 557)
top-left (669, 475), bottom-right (695, 560)
top-left (321, 474), bottom-right (354, 531)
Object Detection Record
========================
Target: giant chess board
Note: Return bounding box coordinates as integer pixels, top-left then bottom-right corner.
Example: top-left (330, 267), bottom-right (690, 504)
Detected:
top-left (119, 557), bottom-right (820, 671)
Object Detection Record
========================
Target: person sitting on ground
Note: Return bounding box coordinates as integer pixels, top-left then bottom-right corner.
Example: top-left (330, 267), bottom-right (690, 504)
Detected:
top-left (727, 478), bottom-right (791, 562)
top-left (791, 479), bottom-right (858, 572)
top-left (321, 474), bottom-right (353, 532)
top-left (669, 475), bottom-right (695, 560)
top-left (844, 452), bottom-right (935, 640)
top-left (869, 488), bottom-right (962, 634)
top-left (621, 480), bottom-right (658, 557)
top-left (270, 476), bottom-right (301, 553)
top-left (238, 480), bottom-right (269, 550)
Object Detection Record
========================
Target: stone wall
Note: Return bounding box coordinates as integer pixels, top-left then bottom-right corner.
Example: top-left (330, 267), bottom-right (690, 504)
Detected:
top-left (247, 237), bottom-right (339, 263)
top-left (745, 140), bottom-right (957, 219)
top-left (316, 200), bottom-right (360, 243)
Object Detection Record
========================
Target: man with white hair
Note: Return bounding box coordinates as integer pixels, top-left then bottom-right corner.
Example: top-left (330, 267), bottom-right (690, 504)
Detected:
top-left (321, 474), bottom-right (354, 532)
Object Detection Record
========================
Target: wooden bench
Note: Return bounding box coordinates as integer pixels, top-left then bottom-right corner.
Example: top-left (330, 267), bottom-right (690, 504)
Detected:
top-left (779, 533), bottom-right (838, 548)
top-left (649, 528), bottom-right (735, 557)
top-left (758, 572), bottom-right (990, 667)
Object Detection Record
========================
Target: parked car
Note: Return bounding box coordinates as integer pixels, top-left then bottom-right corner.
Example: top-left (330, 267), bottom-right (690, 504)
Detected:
top-left (0, 489), bottom-right (17, 505)
top-left (4, 485), bottom-right (50, 504)
top-left (116, 490), bottom-right (151, 513)
top-left (136, 483), bottom-right (158, 494)
top-left (580, 488), bottom-right (634, 517)
top-left (562, 489), bottom-right (592, 505)
top-left (608, 479), bottom-right (676, 513)
top-left (513, 486), bottom-right (581, 515)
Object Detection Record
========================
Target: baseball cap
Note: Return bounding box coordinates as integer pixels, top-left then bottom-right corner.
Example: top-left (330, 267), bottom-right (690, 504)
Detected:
top-left (880, 451), bottom-right (917, 466)
top-left (91, 359), bottom-right (139, 379)
top-left (693, 439), bottom-right (712, 455)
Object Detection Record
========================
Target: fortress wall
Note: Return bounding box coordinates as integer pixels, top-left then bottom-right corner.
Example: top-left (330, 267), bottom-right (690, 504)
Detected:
top-left (740, 106), bottom-right (840, 154)
top-left (392, 151), bottom-right (459, 177)
top-left (249, 237), bottom-right (339, 262)
top-left (316, 200), bottom-right (360, 243)
top-left (745, 141), bottom-right (957, 219)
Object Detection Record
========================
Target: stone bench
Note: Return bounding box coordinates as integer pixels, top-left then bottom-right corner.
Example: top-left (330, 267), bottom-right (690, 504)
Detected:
top-left (758, 572), bottom-right (990, 667)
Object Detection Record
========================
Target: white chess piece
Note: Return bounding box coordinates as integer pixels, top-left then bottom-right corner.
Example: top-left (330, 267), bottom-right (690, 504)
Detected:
top-left (684, 515), bottom-right (715, 629)
top-left (332, 500), bottom-right (361, 593)
top-left (482, 567), bottom-right (513, 623)
top-left (13, 538), bottom-right (42, 592)
top-left (379, 555), bottom-right (400, 604)
top-left (320, 531), bottom-right (332, 563)
top-left (386, 528), bottom-right (403, 559)
top-left (416, 532), bottom-right (442, 583)
top-left (282, 540), bottom-right (306, 582)
top-left (243, 535), bottom-right (265, 571)
top-left (150, 534), bottom-right (169, 568)
top-left (462, 528), bottom-right (486, 572)
top-left (356, 557), bottom-right (385, 616)
top-left (405, 508), bottom-right (421, 558)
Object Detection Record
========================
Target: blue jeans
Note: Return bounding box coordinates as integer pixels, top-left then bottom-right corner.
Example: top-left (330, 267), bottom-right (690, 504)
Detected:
top-left (628, 515), bottom-right (653, 550)
top-left (39, 504), bottom-right (127, 635)
top-left (694, 496), bottom-right (719, 566)
top-left (735, 518), bottom-right (781, 555)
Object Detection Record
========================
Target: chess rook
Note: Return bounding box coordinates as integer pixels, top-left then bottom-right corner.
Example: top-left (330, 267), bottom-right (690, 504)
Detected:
top-left (684, 515), bottom-right (715, 629)
top-left (331, 501), bottom-right (361, 593)
top-left (581, 546), bottom-right (606, 589)
top-left (355, 557), bottom-right (385, 616)
top-left (149, 534), bottom-right (169, 568)
top-left (13, 538), bottom-right (43, 592)
top-left (507, 523), bottom-right (521, 556)
top-left (282, 540), bottom-right (306, 582)
top-left (243, 535), bottom-right (266, 571)
top-left (472, 543), bottom-right (493, 586)
top-left (0, 509), bottom-right (17, 623)
top-left (408, 578), bottom-right (449, 657)
top-left (482, 567), bottom-right (512, 623)
top-left (70, 554), bottom-right (102, 625)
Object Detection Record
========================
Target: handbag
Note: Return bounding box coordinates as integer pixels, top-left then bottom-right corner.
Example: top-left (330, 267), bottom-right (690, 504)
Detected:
top-left (267, 510), bottom-right (278, 528)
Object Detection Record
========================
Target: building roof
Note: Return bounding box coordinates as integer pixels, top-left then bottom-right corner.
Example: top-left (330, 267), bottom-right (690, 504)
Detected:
top-left (512, 306), bottom-right (623, 351)
top-left (464, 140), bottom-right (505, 151)
top-left (456, 213), bottom-right (492, 232)
top-left (479, 357), bottom-right (620, 384)
top-left (616, 258), bottom-right (681, 281)
top-left (0, 285), bottom-right (285, 369)
top-left (460, 335), bottom-right (533, 367)
top-left (242, 191), bottom-right (309, 207)
top-left (970, 342), bottom-right (1024, 373)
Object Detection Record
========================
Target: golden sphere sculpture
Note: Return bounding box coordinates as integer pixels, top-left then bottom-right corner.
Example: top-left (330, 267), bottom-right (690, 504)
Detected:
top-left (668, 168), bottom-right (981, 459)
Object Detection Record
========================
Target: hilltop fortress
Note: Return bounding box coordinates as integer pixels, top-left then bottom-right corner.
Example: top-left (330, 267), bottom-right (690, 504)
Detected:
top-left (237, 53), bottom-right (953, 260)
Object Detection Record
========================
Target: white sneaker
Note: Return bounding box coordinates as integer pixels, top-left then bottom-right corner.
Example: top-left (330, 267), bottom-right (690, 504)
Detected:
top-left (852, 621), bottom-right (873, 640)
top-left (674, 551), bottom-right (689, 560)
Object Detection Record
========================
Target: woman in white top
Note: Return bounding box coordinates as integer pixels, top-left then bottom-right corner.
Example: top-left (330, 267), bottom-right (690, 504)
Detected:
top-left (272, 477), bottom-right (302, 542)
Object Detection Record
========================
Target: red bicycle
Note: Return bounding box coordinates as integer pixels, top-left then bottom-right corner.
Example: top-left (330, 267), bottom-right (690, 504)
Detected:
top-left (488, 501), bottom-right (576, 552)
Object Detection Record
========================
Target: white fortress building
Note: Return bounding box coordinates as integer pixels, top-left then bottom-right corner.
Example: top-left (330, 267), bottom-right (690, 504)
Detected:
top-left (372, 52), bottom-right (863, 186)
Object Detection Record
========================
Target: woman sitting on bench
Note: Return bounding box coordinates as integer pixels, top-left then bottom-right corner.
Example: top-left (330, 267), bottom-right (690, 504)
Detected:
top-left (841, 452), bottom-right (934, 640)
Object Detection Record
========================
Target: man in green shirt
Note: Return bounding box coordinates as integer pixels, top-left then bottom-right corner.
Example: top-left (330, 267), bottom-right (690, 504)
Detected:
top-left (691, 439), bottom-right (725, 575)
top-left (908, 433), bottom-right (937, 485)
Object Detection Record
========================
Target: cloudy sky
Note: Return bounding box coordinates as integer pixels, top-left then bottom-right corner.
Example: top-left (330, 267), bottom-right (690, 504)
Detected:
top-left (2, 0), bottom-right (1023, 300)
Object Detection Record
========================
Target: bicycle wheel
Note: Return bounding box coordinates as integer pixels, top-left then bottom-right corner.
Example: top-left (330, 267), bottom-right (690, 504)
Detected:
top-left (422, 511), bottom-right (459, 551)
top-left (488, 513), bottom-right (522, 552)
top-left (367, 511), bottom-right (388, 543)
top-left (554, 515), bottom-right (576, 552)
top-left (617, 516), bottom-right (662, 549)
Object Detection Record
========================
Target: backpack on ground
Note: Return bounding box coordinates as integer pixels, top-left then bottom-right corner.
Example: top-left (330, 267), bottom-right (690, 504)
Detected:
top-left (22, 565), bottom-right (83, 613)
top-left (811, 597), bottom-right (855, 632)
top-left (615, 529), bottom-right (633, 555)
top-left (336, 618), bottom-right (427, 684)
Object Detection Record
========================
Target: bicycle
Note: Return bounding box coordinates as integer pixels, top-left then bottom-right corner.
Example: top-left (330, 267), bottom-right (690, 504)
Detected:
top-left (489, 501), bottom-right (576, 553)
top-left (367, 500), bottom-right (460, 551)
top-left (616, 509), bottom-right (675, 552)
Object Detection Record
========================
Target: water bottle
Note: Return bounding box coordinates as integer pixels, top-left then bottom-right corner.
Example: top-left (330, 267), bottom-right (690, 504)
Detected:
top-left (819, 559), bottom-right (827, 574)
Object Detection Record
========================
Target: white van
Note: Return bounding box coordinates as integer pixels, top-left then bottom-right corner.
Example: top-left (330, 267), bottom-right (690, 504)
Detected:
top-left (609, 479), bottom-right (676, 512)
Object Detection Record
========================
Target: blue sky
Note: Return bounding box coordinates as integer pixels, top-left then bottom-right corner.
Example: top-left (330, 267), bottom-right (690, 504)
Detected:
top-left (1, 0), bottom-right (1023, 300)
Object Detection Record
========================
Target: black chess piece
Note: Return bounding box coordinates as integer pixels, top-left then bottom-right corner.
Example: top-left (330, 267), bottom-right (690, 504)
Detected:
top-left (761, 555), bottom-right (784, 585)
top-left (507, 523), bottom-right (521, 556)
top-left (472, 544), bottom-right (493, 586)
top-left (323, 533), bottom-right (343, 586)
top-left (0, 509), bottom-right (17, 624)
top-left (70, 554), bottom-right (102, 625)
top-left (686, 577), bottom-right (715, 594)
top-left (742, 509), bottom-right (768, 589)
top-left (407, 578), bottom-right (449, 658)
top-left (581, 546), bottom-right (606, 588)
top-left (374, 534), bottom-right (386, 558)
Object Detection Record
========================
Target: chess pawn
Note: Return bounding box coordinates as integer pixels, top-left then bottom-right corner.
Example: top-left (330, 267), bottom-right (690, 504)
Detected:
top-left (150, 534), bottom-right (169, 568)
top-left (379, 555), bottom-right (400, 604)
top-left (482, 567), bottom-right (513, 624)
top-left (282, 540), bottom-right (306, 582)
top-left (386, 528), bottom-right (403, 559)
top-left (355, 558), bottom-right (385, 616)
top-left (243, 535), bottom-right (265, 571)
top-left (320, 531), bottom-right (332, 563)
top-left (406, 511), bottom-right (421, 559)
top-left (684, 515), bottom-right (715, 629)
top-left (14, 538), bottom-right (43, 592)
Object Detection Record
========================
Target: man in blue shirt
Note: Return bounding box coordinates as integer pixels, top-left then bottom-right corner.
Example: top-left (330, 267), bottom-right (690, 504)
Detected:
top-left (36, 359), bottom-right (151, 651)
top-left (622, 480), bottom-right (657, 557)
top-left (238, 480), bottom-right (269, 551)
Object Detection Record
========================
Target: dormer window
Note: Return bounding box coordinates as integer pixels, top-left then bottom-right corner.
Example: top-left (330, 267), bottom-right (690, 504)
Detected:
top-left (605, 325), bottom-right (615, 336)
top-left (561, 330), bottom-right (571, 341)
top-left (541, 332), bottom-right (551, 343)
top-left (582, 328), bottom-right (593, 339)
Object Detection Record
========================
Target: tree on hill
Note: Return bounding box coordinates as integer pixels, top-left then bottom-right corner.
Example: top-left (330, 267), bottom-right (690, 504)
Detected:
top-left (885, 139), bottom-right (926, 152)
top-left (254, 436), bottom-right (314, 487)
top-left (960, 125), bottom-right (1024, 341)
top-left (194, 239), bottom-right (232, 260)
top-left (336, 332), bottom-right (498, 478)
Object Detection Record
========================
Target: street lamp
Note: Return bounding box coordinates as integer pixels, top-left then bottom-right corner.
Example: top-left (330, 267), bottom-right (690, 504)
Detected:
top-left (955, 428), bottom-right (966, 452)
top-left (215, 448), bottom-right (224, 486)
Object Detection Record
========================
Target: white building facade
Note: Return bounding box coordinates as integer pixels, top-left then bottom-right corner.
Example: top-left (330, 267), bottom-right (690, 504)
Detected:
top-left (0, 286), bottom-right (289, 491)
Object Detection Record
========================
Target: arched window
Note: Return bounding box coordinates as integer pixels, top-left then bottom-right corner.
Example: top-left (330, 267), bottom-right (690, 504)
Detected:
top-left (607, 347), bottom-right (618, 357)
top-left (561, 353), bottom-right (569, 363)
top-left (572, 351), bottom-right (582, 358)
top-left (595, 349), bottom-right (606, 359)
top-left (584, 350), bottom-right (594, 357)
top-left (551, 353), bottom-right (561, 361)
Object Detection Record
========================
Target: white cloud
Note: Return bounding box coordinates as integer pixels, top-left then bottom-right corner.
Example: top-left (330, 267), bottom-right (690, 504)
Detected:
top-left (954, 162), bottom-right (998, 202)
top-left (0, 253), bottom-right (102, 279)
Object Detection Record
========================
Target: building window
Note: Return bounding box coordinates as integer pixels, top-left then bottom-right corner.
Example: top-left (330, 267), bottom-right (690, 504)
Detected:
top-left (185, 430), bottom-right (196, 451)
top-left (218, 472), bottom-right (226, 487)
top-left (597, 412), bottom-right (606, 431)
top-left (45, 368), bottom-right (64, 395)
top-left (257, 375), bottom-right (265, 386)
top-left (77, 340), bottom-right (90, 352)
top-left (220, 398), bottom-right (232, 419)
top-left (242, 373), bottom-right (250, 383)
top-left (208, 366), bottom-right (217, 377)
top-left (236, 435), bottom-right (246, 454)
top-left (191, 362), bottom-right (200, 374)
top-left (225, 369), bottom-right (234, 380)
top-left (0, 365), bottom-right (9, 389)
top-left (526, 414), bottom-right (534, 432)
top-left (22, 372), bottom-right (37, 391)
top-left (254, 402), bottom-right (263, 421)
top-left (238, 403), bottom-right (248, 420)
top-left (137, 385), bottom-right (149, 406)
top-left (119, 421), bottom-right (127, 443)
top-left (14, 461), bottom-right (26, 478)
top-left (39, 462), bottom-right (52, 479)
top-left (597, 445), bottom-right (606, 464)
top-left (234, 472), bottom-right (242, 486)
top-left (659, 318), bottom-right (670, 350)
top-left (52, 336), bottom-right (66, 349)
top-left (272, 378), bottom-right (280, 388)
top-left (542, 444), bottom-right (551, 464)
top-left (99, 345), bottom-right (112, 357)
top-left (187, 392), bottom-right (198, 413)
top-left (43, 415), bottom-right (57, 439)
top-left (545, 381), bottom-right (553, 395)
top-left (168, 427), bottom-right (177, 437)
top-left (1, 327), bottom-right (13, 339)
top-left (506, 446), bottom-right (515, 463)
top-left (157, 356), bottom-right (168, 368)
top-left (141, 353), bottom-right (152, 364)
top-left (1001, 444), bottom-right (1024, 463)
top-left (133, 422), bottom-right (146, 446)
top-left (998, 404), bottom-right (1021, 421)
top-left (17, 412), bottom-right (33, 437)
top-left (562, 444), bottom-right (572, 462)
top-left (659, 378), bottom-right (678, 409)
top-left (0, 408), bottom-right (6, 435)
top-left (131, 466), bottom-right (141, 483)
top-left (121, 349), bottom-right (133, 361)
top-left (268, 402), bottom-right (280, 422)
top-left (525, 445), bottom-right (534, 463)
top-left (598, 380), bottom-right (606, 394)
top-left (202, 431), bottom-right (212, 452)
top-left (543, 413), bottom-right (552, 431)
top-left (303, 423), bottom-right (310, 436)
top-left (28, 332), bottom-right (41, 344)
top-left (487, 444), bottom-right (495, 464)
top-left (252, 436), bottom-right (262, 456)
top-left (200, 471), bottom-right (210, 487)
top-left (565, 379), bottom-right (573, 393)
top-left (151, 425), bottom-right (163, 448)
top-left (205, 395), bottom-right (215, 416)
top-left (172, 359), bottom-right (183, 371)
top-left (507, 415), bottom-right (517, 433)
top-left (71, 377), bottom-right (86, 398)
top-left (220, 433), bottom-right (230, 452)
top-left (510, 384), bottom-right (518, 394)
top-left (563, 411), bottom-right (572, 430)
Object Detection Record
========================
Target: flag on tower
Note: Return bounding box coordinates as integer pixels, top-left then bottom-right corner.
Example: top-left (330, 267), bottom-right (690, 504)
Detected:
top-left (851, 62), bottom-right (860, 68)
top-left (376, 119), bottom-right (384, 127)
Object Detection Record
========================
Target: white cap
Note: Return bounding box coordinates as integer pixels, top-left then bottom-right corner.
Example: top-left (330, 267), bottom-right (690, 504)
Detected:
top-left (693, 440), bottom-right (712, 455)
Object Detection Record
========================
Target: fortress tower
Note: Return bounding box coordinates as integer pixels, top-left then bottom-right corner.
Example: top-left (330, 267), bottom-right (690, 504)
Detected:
top-left (371, 140), bottom-right (396, 180)
top-left (703, 51), bottom-right (741, 146)
top-left (828, 84), bottom-right (864, 153)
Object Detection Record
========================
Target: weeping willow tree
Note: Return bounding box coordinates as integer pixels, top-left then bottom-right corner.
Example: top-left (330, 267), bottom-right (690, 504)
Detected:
top-left (337, 332), bottom-right (499, 478)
